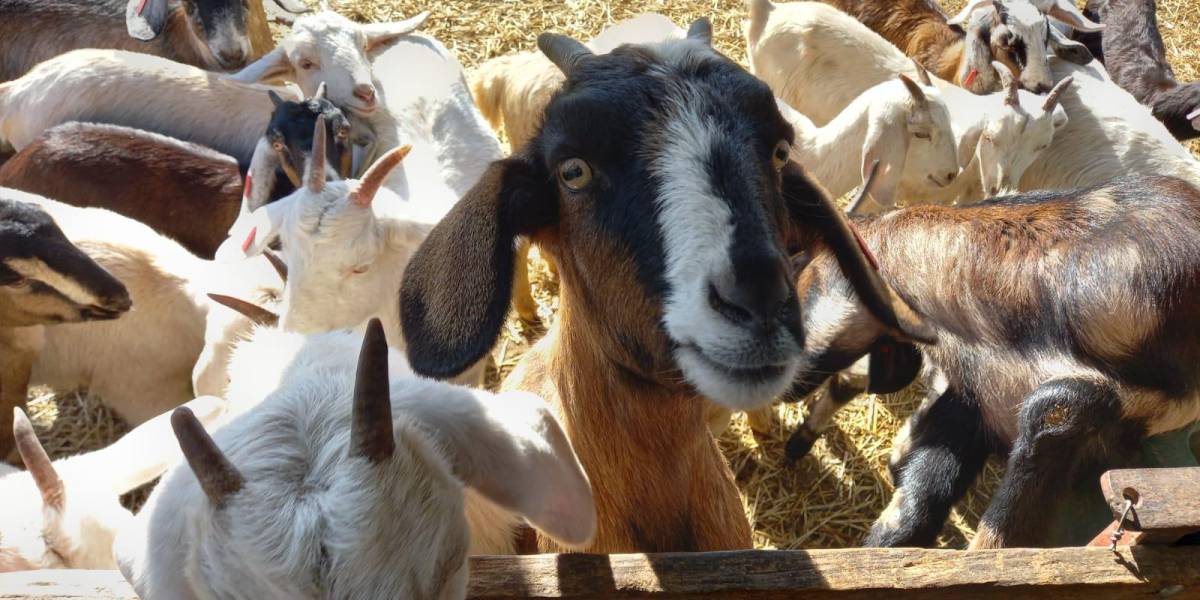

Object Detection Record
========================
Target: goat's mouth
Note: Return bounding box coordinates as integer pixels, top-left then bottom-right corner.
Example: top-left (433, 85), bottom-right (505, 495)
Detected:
top-left (676, 343), bottom-right (799, 410)
top-left (926, 174), bottom-right (948, 188)
top-left (348, 101), bottom-right (378, 115)
top-left (79, 304), bottom-right (127, 321)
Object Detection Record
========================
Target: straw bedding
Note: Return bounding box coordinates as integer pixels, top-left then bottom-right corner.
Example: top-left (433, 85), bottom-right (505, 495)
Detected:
top-left (21, 0), bottom-right (1200, 549)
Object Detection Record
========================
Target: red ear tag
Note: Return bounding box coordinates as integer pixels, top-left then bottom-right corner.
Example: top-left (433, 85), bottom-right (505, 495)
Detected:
top-left (848, 220), bottom-right (880, 272)
top-left (136, 0), bottom-right (150, 16)
top-left (242, 173), bottom-right (253, 202)
top-left (241, 227), bottom-right (257, 254)
top-left (964, 68), bottom-right (979, 88)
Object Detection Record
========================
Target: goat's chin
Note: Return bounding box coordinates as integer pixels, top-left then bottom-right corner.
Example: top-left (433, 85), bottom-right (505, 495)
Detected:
top-left (675, 346), bottom-right (800, 411)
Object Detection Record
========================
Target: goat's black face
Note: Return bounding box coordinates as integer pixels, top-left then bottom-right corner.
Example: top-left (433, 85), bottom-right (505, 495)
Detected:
top-left (529, 40), bottom-right (805, 408)
top-left (267, 94), bottom-right (353, 186)
top-left (0, 199), bottom-right (131, 326)
top-left (182, 0), bottom-right (254, 70)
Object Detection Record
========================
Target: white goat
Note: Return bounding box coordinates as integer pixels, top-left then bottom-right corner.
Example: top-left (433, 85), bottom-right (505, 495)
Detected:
top-left (117, 320), bottom-right (595, 598)
top-left (217, 34), bottom-right (503, 386)
top-left (0, 11), bottom-right (426, 165)
top-left (1019, 57), bottom-right (1200, 190)
top-left (0, 397), bottom-right (224, 572)
top-left (15, 194), bottom-right (279, 425)
top-left (747, 0), bottom-right (1070, 202)
top-left (776, 73), bottom-right (959, 212)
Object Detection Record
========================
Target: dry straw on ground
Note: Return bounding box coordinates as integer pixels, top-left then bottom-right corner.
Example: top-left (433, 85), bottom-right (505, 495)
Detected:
top-left (22, 0), bottom-right (1200, 549)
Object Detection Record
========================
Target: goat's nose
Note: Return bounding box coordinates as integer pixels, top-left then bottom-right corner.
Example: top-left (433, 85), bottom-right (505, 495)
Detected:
top-left (353, 84), bottom-right (376, 105)
top-left (708, 258), bottom-right (793, 329)
top-left (944, 171), bottom-right (957, 184)
top-left (218, 48), bottom-right (246, 68)
top-left (104, 292), bottom-right (133, 313)
top-left (1029, 82), bottom-right (1051, 94)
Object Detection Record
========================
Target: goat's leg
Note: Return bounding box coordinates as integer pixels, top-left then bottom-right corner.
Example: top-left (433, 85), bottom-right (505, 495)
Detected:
top-left (785, 372), bottom-right (864, 461)
top-left (970, 377), bottom-right (1137, 549)
top-left (864, 387), bottom-right (989, 547)
top-left (0, 326), bottom-right (41, 463)
top-left (512, 239), bottom-right (539, 323)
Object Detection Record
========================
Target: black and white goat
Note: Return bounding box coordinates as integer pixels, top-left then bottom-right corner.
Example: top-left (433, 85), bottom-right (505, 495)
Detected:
top-left (783, 174), bottom-right (1200, 549)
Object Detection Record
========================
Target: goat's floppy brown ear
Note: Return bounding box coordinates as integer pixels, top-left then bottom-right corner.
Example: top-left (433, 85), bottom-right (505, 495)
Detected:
top-left (867, 339), bottom-right (923, 394)
top-left (126, 0), bottom-right (169, 40)
top-left (400, 149), bottom-right (554, 378)
top-left (781, 161), bottom-right (937, 345)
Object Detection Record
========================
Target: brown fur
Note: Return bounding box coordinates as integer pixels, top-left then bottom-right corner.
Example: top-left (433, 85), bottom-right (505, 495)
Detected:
top-left (0, 123), bottom-right (243, 259)
top-left (818, 0), bottom-right (967, 83)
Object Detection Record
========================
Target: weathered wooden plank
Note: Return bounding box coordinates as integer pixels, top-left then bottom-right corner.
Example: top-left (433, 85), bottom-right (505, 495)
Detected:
top-left (467, 547), bottom-right (1200, 599)
top-left (1101, 468), bottom-right (1200, 545)
top-left (5, 547), bottom-right (1200, 599)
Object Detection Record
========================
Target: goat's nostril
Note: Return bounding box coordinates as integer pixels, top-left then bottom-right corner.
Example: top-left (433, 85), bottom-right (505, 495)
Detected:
top-left (353, 85), bottom-right (376, 104)
top-left (945, 171), bottom-right (957, 183)
top-left (709, 262), bottom-right (793, 328)
top-left (218, 48), bottom-right (246, 67)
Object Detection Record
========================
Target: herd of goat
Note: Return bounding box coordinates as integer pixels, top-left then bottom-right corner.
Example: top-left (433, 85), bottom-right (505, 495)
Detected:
top-left (1, 0), bottom-right (1199, 595)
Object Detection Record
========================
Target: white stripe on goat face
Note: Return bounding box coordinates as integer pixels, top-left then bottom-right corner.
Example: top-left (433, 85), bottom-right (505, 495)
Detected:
top-left (5, 257), bottom-right (102, 306)
top-left (651, 92), bottom-right (801, 411)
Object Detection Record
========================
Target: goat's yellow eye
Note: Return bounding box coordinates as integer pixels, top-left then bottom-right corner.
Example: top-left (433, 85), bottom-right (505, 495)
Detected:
top-left (913, 131), bottom-right (931, 140)
top-left (558, 158), bottom-right (593, 191)
top-left (6, 277), bottom-right (28, 288)
top-left (772, 140), bottom-right (791, 171)
top-left (299, 59), bottom-right (316, 70)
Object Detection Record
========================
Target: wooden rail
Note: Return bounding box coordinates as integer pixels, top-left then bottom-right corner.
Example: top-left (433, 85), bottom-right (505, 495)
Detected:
top-left (4, 547), bottom-right (1199, 599)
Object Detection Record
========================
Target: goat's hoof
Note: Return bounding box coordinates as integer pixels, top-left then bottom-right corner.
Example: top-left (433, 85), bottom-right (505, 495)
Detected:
top-left (784, 430), bottom-right (816, 463)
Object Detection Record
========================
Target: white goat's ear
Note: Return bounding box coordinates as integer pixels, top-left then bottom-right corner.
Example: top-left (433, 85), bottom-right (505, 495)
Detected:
top-left (215, 199), bottom-right (291, 261)
top-left (125, 0), bottom-right (169, 40)
top-left (227, 47), bottom-right (294, 84)
top-left (855, 119), bottom-right (908, 213)
top-left (363, 12), bottom-right (430, 56)
top-left (946, 0), bottom-right (994, 25)
top-left (957, 123), bottom-right (985, 170)
top-left (402, 389), bottom-right (596, 549)
top-left (1045, 0), bottom-right (1105, 32)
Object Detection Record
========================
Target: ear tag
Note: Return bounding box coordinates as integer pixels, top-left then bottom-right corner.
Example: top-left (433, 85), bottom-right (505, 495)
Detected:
top-left (242, 173), bottom-right (253, 203)
top-left (241, 227), bottom-right (257, 254)
top-left (847, 221), bottom-right (880, 272)
top-left (136, 0), bottom-right (150, 15)
top-left (964, 68), bottom-right (979, 87)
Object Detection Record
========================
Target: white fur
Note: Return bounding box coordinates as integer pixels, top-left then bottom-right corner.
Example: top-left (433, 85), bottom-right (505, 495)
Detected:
top-left (216, 33), bottom-right (503, 387)
top-left (746, 0), bottom-right (1068, 203)
top-left (117, 327), bottom-right (594, 599)
top-left (775, 77), bottom-right (959, 211)
top-left (0, 396), bottom-right (224, 572)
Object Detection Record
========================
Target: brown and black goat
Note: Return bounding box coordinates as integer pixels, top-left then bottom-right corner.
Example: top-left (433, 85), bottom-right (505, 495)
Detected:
top-left (0, 0), bottom-right (308, 83)
top-left (1071, 0), bottom-right (1200, 140)
top-left (0, 188), bottom-right (131, 459)
top-left (784, 175), bottom-right (1200, 549)
top-left (0, 91), bottom-right (353, 259)
top-left (399, 21), bottom-right (922, 553)
top-left (805, 0), bottom-right (1099, 93)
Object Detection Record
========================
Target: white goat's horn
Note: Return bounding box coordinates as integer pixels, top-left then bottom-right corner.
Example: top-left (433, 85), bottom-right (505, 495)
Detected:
top-left (992, 61), bottom-right (1020, 107)
top-left (912, 58), bottom-right (933, 86)
top-left (306, 115), bottom-right (327, 193)
top-left (172, 407), bottom-right (244, 506)
top-left (312, 81), bottom-right (327, 102)
top-left (538, 33), bottom-right (593, 77)
top-left (262, 249), bottom-right (288, 283)
top-left (352, 318), bottom-right (394, 463)
top-left (351, 144), bottom-right (412, 207)
top-left (1042, 76), bottom-right (1073, 112)
top-left (13, 408), bottom-right (64, 510)
top-left (207, 293), bottom-right (279, 327)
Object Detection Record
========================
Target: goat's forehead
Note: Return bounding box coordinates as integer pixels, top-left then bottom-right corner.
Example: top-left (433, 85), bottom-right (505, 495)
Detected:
top-left (1002, 2), bottom-right (1048, 33)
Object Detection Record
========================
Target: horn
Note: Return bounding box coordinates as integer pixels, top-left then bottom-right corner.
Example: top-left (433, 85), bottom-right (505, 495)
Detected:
top-left (1042, 76), bottom-right (1073, 112)
top-left (171, 406), bottom-right (243, 506)
top-left (351, 318), bottom-right (394, 463)
top-left (898, 74), bottom-right (928, 107)
top-left (537, 32), bottom-right (593, 77)
top-left (992, 61), bottom-right (1020, 107)
top-left (207, 293), bottom-right (279, 327)
top-left (312, 81), bottom-right (327, 102)
top-left (268, 90), bottom-right (285, 108)
top-left (351, 145), bottom-right (412, 207)
top-left (305, 115), bottom-right (327, 192)
top-left (13, 408), bottom-right (64, 510)
top-left (262, 249), bottom-right (287, 283)
top-left (912, 59), bottom-right (933, 86)
top-left (687, 17), bottom-right (713, 45)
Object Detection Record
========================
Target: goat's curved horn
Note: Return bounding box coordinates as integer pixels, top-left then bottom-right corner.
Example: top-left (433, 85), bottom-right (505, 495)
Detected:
top-left (207, 293), bottom-right (279, 327)
top-left (352, 318), bottom-right (394, 463)
top-left (305, 115), bottom-right (327, 193)
top-left (262, 249), bottom-right (287, 283)
top-left (1042, 76), bottom-right (1073, 112)
top-left (538, 33), bottom-right (593, 77)
top-left (911, 59), bottom-right (933, 86)
top-left (171, 406), bottom-right (243, 506)
top-left (351, 144), bottom-right (412, 207)
top-left (992, 61), bottom-right (1020, 107)
top-left (13, 408), bottom-right (64, 510)
top-left (898, 74), bottom-right (928, 107)
top-left (312, 81), bottom-right (327, 102)
top-left (687, 18), bottom-right (713, 45)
